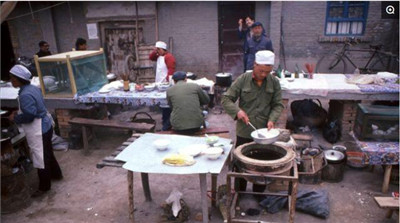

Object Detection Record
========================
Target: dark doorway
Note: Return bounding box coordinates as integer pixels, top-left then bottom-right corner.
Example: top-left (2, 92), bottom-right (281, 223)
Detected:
top-left (218, 2), bottom-right (255, 78)
top-left (1, 22), bottom-right (16, 80)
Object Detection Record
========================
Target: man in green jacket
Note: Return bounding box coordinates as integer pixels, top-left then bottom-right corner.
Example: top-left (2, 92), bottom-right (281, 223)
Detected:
top-left (222, 50), bottom-right (284, 192)
top-left (167, 71), bottom-right (210, 134)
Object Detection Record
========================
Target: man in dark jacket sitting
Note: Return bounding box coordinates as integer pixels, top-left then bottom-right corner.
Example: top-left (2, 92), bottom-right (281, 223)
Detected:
top-left (166, 71), bottom-right (210, 135)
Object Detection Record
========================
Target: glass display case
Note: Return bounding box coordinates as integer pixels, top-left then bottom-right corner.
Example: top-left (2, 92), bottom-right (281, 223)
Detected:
top-left (354, 104), bottom-right (399, 141)
top-left (34, 49), bottom-right (108, 97)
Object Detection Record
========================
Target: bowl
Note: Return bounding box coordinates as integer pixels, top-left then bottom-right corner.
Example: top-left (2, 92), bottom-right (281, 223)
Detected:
top-left (0, 80), bottom-right (8, 87)
top-left (144, 84), bottom-right (156, 91)
top-left (205, 136), bottom-right (219, 145)
top-left (157, 83), bottom-right (170, 91)
top-left (153, 139), bottom-right (170, 151)
top-left (202, 146), bottom-right (223, 160)
top-left (286, 78), bottom-right (295, 82)
top-left (250, 128), bottom-right (280, 144)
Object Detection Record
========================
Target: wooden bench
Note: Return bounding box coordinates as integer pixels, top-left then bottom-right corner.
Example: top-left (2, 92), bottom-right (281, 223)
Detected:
top-left (374, 196), bottom-right (399, 219)
top-left (68, 117), bottom-right (155, 154)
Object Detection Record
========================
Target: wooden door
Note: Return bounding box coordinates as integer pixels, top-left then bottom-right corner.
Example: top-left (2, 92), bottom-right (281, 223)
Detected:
top-left (218, 2), bottom-right (255, 77)
top-left (100, 22), bottom-right (144, 81)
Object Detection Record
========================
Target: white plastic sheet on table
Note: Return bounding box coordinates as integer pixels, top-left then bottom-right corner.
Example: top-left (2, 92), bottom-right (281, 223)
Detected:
top-left (115, 133), bottom-right (233, 174)
top-left (280, 73), bottom-right (360, 97)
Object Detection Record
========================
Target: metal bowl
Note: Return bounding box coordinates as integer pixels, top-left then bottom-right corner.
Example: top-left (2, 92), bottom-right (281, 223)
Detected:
top-left (251, 128), bottom-right (280, 144)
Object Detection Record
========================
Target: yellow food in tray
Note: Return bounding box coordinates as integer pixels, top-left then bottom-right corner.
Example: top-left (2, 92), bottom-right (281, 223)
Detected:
top-left (162, 154), bottom-right (196, 166)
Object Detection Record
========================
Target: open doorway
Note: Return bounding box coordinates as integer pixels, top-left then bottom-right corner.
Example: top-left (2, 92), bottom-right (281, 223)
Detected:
top-left (218, 2), bottom-right (255, 78)
top-left (1, 22), bottom-right (16, 80)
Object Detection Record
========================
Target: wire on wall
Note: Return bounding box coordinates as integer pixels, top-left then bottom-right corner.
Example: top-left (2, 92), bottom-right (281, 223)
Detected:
top-left (5, 2), bottom-right (66, 21)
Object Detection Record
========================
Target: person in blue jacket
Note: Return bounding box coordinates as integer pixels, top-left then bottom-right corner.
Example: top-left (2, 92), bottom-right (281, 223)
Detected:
top-left (238, 17), bottom-right (267, 72)
top-left (244, 22), bottom-right (273, 71)
top-left (9, 65), bottom-right (62, 198)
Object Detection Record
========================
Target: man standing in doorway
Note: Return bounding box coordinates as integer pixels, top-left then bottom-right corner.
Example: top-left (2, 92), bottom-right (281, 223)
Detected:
top-left (149, 41), bottom-right (176, 130)
top-left (222, 50), bottom-right (283, 192)
top-left (244, 22), bottom-right (273, 71)
top-left (36, 41), bottom-right (51, 57)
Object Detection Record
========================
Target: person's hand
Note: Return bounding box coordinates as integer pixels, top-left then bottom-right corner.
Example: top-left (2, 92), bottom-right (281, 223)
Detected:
top-left (8, 110), bottom-right (17, 121)
top-left (267, 121), bottom-right (275, 130)
top-left (238, 18), bottom-right (243, 26)
top-left (237, 110), bottom-right (249, 125)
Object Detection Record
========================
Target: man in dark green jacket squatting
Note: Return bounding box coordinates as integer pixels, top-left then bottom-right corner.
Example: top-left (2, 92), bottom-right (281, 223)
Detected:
top-left (167, 71), bottom-right (210, 135)
top-left (222, 50), bottom-right (284, 192)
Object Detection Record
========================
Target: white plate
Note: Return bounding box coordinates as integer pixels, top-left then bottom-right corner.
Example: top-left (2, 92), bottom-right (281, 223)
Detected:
top-left (98, 89), bottom-right (111, 94)
top-left (179, 144), bottom-right (208, 157)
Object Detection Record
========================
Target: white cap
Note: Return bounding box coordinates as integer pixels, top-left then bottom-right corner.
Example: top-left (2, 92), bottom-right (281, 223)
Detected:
top-left (255, 50), bottom-right (275, 65)
top-left (10, 65), bottom-right (32, 81)
top-left (155, 41), bottom-right (167, 50)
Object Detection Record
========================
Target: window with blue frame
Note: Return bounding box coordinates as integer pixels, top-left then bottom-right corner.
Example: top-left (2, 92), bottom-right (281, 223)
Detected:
top-left (325, 1), bottom-right (369, 36)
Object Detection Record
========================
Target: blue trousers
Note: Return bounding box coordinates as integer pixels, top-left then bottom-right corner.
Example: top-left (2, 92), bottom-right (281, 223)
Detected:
top-left (161, 107), bottom-right (172, 131)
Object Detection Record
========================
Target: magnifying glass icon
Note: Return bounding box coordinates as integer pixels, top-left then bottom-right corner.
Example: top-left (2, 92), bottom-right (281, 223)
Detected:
top-left (386, 5), bottom-right (395, 15)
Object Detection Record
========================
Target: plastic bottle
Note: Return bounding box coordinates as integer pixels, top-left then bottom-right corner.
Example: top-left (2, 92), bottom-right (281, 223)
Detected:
top-left (354, 68), bottom-right (360, 75)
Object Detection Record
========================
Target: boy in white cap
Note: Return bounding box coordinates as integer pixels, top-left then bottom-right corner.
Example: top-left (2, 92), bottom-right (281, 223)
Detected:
top-left (8, 65), bottom-right (63, 198)
top-left (222, 50), bottom-right (283, 192)
top-left (149, 41), bottom-right (176, 130)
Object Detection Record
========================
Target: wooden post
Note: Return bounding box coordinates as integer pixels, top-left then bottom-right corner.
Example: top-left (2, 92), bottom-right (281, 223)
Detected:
top-left (128, 171), bottom-right (135, 222)
top-left (226, 174), bottom-right (232, 223)
top-left (81, 125), bottom-right (89, 155)
top-left (382, 165), bottom-right (392, 193)
top-left (211, 174), bottom-right (217, 207)
top-left (140, 173), bottom-right (152, 201)
top-left (199, 174), bottom-right (209, 223)
top-left (66, 55), bottom-right (77, 96)
top-left (34, 55), bottom-right (46, 96)
top-left (289, 181), bottom-right (298, 223)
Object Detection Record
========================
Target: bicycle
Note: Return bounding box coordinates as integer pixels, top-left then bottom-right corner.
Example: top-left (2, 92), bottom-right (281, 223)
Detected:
top-left (118, 38), bottom-right (141, 82)
top-left (316, 37), bottom-right (399, 74)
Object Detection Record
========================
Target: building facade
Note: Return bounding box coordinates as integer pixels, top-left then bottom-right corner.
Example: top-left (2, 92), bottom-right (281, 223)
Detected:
top-left (2, 1), bottom-right (398, 80)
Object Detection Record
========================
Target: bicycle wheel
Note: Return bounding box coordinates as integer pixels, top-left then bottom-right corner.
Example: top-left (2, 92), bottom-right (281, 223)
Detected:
top-left (368, 54), bottom-right (399, 74)
top-left (316, 54), bottom-right (347, 74)
top-left (124, 55), bottom-right (138, 82)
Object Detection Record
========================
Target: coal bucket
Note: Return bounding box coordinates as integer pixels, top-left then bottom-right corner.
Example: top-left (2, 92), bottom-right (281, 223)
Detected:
top-left (321, 149), bottom-right (346, 182)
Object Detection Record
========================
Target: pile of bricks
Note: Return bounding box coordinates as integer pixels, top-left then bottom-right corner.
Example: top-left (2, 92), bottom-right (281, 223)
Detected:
top-left (341, 101), bottom-right (359, 132)
top-left (275, 99), bottom-right (289, 129)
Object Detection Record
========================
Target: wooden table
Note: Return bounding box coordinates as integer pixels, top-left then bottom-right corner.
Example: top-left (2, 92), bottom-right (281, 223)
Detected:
top-left (114, 133), bottom-right (233, 223)
top-left (350, 132), bottom-right (399, 193)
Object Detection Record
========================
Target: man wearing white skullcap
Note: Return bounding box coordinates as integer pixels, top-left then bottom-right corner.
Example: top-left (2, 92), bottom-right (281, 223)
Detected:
top-left (9, 65), bottom-right (63, 198)
top-left (149, 41), bottom-right (176, 130)
top-left (222, 50), bottom-right (283, 192)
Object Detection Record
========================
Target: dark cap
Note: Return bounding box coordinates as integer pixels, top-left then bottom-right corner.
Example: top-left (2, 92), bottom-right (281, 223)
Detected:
top-left (251, 22), bottom-right (263, 28)
top-left (172, 71), bottom-right (187, 81)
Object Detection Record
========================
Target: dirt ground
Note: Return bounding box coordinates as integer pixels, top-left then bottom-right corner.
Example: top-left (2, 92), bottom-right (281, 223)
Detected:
top-left (1, 103), bottom-right (399, 223)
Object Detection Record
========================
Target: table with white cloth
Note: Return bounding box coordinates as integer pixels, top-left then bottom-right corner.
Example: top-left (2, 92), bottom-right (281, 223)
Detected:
top-left (74, 78), bottom-right (215, 108)
top-left (276, 73), bottom-right (399, 130)
top-left (115, 133), bottom-right (233, 223)
top-left (281, 73), bottom-right (399, 100)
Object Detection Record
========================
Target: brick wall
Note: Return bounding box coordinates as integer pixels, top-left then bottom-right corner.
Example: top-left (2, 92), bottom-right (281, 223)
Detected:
top-left (277, 1), bottom-right (399, 73)
top-left (158, 2), bottom-right (219, 76)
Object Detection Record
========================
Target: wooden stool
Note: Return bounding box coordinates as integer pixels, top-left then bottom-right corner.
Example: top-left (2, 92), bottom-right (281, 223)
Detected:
top-left (374, 197), bottom-right (399, 219)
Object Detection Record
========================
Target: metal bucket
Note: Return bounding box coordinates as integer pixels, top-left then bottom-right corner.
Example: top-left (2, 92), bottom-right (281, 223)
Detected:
top-left (322, 150), bottom-right (346, 182)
